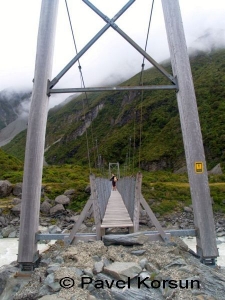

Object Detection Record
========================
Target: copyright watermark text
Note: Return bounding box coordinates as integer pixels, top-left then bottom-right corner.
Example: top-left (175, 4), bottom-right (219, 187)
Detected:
top-left (59, 276), bottom-right (200, 290)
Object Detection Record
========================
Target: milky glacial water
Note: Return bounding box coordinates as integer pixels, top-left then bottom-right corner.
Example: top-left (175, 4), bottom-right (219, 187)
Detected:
top-left (0, 238), bottom-right (52, 267)
top-left (0, 237), bottom-right (225, 267)
top-left (181, 236), bottom-right (225, 267)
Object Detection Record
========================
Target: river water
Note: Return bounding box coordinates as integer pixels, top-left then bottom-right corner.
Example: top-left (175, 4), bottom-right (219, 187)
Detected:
top-left (181, 236), bottom-right (225, 267)
top-left (0, 237), bottom-right (225, 267)
top-left (0, 238), bottom-right (52, 266)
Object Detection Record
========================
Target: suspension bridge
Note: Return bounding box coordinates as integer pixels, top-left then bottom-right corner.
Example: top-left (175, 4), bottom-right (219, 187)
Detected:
top-left (35, 172), bottom-right (171, 244)
top-left (17, 0), bottom-right (219, 272)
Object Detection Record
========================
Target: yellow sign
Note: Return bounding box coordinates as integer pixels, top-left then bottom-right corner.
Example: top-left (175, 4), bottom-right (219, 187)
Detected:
top-left (195, 162), bottom-right (203, 173)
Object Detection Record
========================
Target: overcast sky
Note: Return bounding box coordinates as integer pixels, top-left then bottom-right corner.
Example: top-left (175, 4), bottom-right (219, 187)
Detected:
top-left (0, 0), bottom-right (225, 106)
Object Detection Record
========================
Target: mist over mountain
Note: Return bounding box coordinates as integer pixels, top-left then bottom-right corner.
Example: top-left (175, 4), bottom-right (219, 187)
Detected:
top-left (0, 89), bottom-right (31, 130)
top-left (3, 47), bottom-right (225, 172)
top-left (188, 28), bottom-right (225, 55)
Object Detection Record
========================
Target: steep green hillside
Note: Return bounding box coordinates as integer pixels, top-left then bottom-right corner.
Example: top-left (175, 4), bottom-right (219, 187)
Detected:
top-left (2, 129), bottom-right (27, 161)
top-left (0, 148), bottom-right (23, 182)
top-left (3, 49), bottom-right (225, 171)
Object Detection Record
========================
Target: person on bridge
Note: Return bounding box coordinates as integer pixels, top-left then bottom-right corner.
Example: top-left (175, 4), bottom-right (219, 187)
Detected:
top-left (110, 174), bottom-right (117, 191)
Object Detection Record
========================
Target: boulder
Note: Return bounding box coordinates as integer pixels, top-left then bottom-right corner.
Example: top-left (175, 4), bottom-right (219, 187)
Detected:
top-left (40, 201), bottom-right (52, 214)
top-left (10, 218), bottom-right (20, 226)
top-left (85, 185), bottom-right (91, 194)
top-left (139, 258), bottom-right (148, 269)
top-left (50, 204), bottom-right (65, 216)
top-left (1, 226), bottom-right (16, 238)
top-left (37, 285), bottom-right (52, 298)
top-left (130, 250), bottom-right (146, 256)
top-left (12, 183), bottom-right (23, 197)
top-left (103, 233), bottom-right (149, 246)
top-left (145, 262), bottom-right (160, 273)
top-left (39, 258), bottom-right (52, 267)
top-left (55, 256), bottom-right (64, 264)
top-left (183, 206), bottom-right (193, 213)
top-left (39, 295), bottom-right (66, 300)
top-left (174, 166), bottom-right (187, 174)
top-left (0, 268), bottom-right (28, 300)
top-left (79, 223), bottom-right (87, 232)
top-left (103, 262), bottom-right (142, 281)
top-left (93, 261), bottom-right (104, 274)
top-left (0, 216), bottom-right (7, 227)
top-left (208, 163), bottom-right (223, 175)
top-left (0, 180), bottom-right (12, 197)
top-left (165, 258), bottom-right (186, 268)
top-left (84, 268), bottom-right (94, 278)
top-left (48, 225), bottom-right (62, 234)
top-left (46, 263), bottom-right (61, 274)
top-left (11, 203), bottom-right (21, 216)
top-left (12, 198), bottom-right (22, 205)
top-left (8, 231), bottom-right (17, 238)
top-left (55, 195), bottom-right (70, 206)
top-left (44, 273), bottom-right (54, 287)
top-left (64, 189), bottom-right (75, 196)
top-left (70, 215), bottom-right (80, 223)
top-left (41, 185), bottom-right (46, 197)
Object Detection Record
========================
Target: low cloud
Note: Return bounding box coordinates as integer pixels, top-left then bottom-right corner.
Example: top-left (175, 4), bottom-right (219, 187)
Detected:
top-left (189, 28), bottom-right (225, 54)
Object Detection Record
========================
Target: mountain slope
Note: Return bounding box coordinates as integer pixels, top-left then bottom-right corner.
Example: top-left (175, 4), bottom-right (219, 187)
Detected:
top-left (0, 148), bottom-right (23, 182)
top-left (3, 48), bottom-right (225, 171)
top-left (0, 118), bottom-right (27, 147)
top-left (0, 89), bottom-right (31, 130)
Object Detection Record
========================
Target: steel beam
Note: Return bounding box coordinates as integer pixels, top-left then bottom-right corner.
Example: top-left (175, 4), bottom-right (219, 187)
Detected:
top-left (18, 0), bottom-right (59, 266)
top-left (35, 229), bottom-right (196, 241)
top-left (49, 0), bottom-right (135, 89)
top-left (36, 233), bottom-right (96, 241)
top-left (83, 0), bottom-right (176, 85)
top-left (161, 0), bottom-right (218, 260)
top-left (140, 195), bottom-right (169, 243)
top-left (65, 197), bottom-right (93, 245)
top-left (109, 162), bottom-right (120, 179)
top-left (49, 84), bottom-right (177, 94)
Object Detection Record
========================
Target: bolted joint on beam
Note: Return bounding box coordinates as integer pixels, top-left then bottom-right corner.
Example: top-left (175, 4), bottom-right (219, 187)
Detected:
top-left (47, 80), bottom-right (52, 97)
top-left (19, 251), bottom-right (41, 272)
top-left (169, 75), bottom-right (177, 86)
top-left (104, 16), bottom-right (111, 23)
top-left (110, 21), bottom-right (118, 30)
top-left (48, 77), bottom-right (59, 91)
top-left (174, 76), bottom-right (179, 92)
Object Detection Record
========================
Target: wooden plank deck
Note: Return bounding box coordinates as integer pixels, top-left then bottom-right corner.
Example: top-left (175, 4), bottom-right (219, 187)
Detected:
top-left (101, 191), bottom-right (133, 234)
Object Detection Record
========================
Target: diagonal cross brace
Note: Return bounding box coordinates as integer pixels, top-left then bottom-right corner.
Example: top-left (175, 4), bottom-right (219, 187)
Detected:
top-left (83, 0), bottom-right (176, 85)
top-left (49, 0), bottom-right (176, 90)
top-left (49, 0), bottom-right (135, 89)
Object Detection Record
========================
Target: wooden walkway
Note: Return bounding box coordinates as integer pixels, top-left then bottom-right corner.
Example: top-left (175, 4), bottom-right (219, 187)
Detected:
top-left (101, 190), bottom-right (134, 235)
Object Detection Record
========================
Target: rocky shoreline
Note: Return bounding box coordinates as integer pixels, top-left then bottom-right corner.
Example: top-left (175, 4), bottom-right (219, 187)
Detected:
top-left (1, 178), bottom-right (225, 240)
top-left (1, 201), bottom-right (225, 241)
top-left (1, 179), bottom-right (225, 299)
top-left (1, 234), bottom-right (225, 300)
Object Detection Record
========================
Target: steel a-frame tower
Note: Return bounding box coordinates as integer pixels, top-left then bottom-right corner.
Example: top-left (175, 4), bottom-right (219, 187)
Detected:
top-left (18, 0), bottom-right (218, 271)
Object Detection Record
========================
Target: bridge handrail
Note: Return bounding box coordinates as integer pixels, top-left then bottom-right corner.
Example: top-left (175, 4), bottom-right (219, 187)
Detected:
top-left (95, 177), bottom-right (112, 219)
top-left (117, 176), bottom-right (136, 220)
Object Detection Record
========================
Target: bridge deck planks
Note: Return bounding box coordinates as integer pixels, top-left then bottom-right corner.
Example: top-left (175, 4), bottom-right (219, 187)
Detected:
top-left (101, 190), bottom-right (133, 229)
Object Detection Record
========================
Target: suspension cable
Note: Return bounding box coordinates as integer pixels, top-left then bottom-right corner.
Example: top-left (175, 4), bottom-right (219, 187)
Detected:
top-left (141, 0), bottom-right (155, 69)
top-left (79, 72), bottom-right (92, 173)
top-left (132, 110), bottom-right (136, 175)
top-left (138, 0), bottom-right (155, 169)
top-left (65, 0), bottom-right (97, 173)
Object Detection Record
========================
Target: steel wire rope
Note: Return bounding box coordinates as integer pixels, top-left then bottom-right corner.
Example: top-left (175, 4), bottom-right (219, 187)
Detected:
top-left (132, 109), bottom-right (136, 175)
top-left (138, 0), bottom-right (155, 169)
top-left (65, 0), bottom-right (97, 173)
top-left (128, 136), bottom-right (131, 173)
